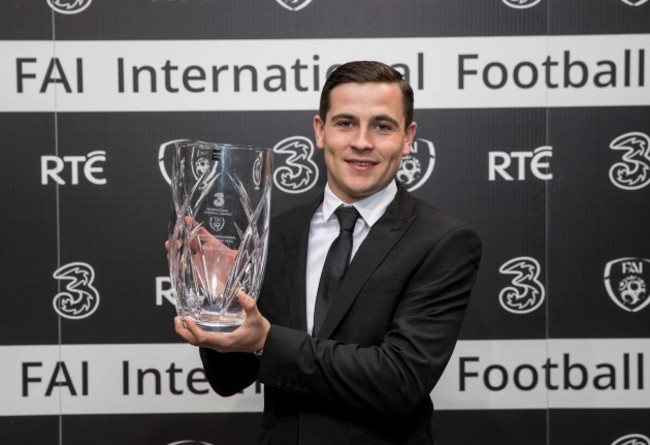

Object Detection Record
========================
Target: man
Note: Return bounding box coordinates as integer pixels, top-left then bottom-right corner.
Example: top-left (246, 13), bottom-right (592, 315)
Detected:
top-left (174, 60), bottom-right (482, 444)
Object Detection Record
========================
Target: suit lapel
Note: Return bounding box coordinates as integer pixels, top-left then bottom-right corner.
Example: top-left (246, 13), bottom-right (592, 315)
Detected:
top-left (317, 186), bottom-right (416, 339)
top-left (284, 196), bottom-right (322, 332)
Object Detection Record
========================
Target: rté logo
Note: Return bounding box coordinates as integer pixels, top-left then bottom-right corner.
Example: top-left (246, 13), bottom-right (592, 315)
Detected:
top-left (489, 146), bottom-right (553, 181)
top-left (41, 151), bottom-right (107, 185)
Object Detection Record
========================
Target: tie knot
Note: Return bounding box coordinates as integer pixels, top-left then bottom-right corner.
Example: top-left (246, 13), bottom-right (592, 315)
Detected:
top-left (334, 206), bottom-right (359, 232)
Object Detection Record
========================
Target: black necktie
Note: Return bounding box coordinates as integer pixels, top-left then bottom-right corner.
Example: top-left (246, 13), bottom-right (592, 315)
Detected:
top-left (313, 206), bottom-right (359, 336)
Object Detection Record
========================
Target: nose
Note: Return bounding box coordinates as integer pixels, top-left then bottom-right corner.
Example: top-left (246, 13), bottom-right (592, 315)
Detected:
top-left (351, 126), bottom-right (373, 151)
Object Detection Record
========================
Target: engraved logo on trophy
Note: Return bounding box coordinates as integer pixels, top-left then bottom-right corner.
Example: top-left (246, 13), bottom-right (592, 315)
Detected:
top-left (209, 216), bottom-right (226, 232)
top-left (168, 141), bottom-right (272, 331)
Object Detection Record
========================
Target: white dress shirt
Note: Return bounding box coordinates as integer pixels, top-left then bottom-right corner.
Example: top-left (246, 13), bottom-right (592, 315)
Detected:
top-left (305, 181), bottom-right (398, 334)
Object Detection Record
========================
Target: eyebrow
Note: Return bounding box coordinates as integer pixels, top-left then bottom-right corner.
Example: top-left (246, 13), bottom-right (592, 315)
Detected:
top-left (330, 113), bottom-right (356, 122)
top-left (372, 114), bottom-right (400, 128)
top-left (330, 113), bottom-right (401, 128)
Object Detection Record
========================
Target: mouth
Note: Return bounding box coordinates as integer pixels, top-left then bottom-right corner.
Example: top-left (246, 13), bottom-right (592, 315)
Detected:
top-left (347, 160), bottom-right (377, 169)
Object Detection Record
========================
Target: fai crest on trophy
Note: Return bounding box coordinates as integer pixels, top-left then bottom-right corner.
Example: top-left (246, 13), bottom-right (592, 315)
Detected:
top-left (604, 257), bottom-right (650, 312)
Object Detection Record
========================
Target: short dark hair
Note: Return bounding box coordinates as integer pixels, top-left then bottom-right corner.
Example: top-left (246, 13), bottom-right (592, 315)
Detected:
top-left (319, 61), bottom-right (414, 128)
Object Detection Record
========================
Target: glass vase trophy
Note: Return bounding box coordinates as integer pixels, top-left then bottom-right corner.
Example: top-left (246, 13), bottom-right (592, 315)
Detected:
top-left (168, 141), bottom-right (272, 331)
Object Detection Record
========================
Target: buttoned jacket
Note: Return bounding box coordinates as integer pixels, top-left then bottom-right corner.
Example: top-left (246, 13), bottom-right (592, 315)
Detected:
top-left (200, 184), bottom-right (482, 445)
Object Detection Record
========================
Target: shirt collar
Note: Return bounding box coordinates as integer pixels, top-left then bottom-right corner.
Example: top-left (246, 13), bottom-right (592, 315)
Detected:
top-left (322, 181), bottom-right (398, 227)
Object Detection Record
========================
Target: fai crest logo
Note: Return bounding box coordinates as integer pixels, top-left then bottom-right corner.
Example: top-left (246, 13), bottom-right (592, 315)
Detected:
top-left (273, 136), bottom-right (319, 194)
top-left (159, 139), bottom-right (191, 185)
top-left (209, 216), bottom-right (226, 232)
top-left (619, 0), bottom-right (648, 6)
top-left (604, 258), bottom-right (650, 312)
top-left (498, 256), bottom-right (545, 314)
top-left (159, 139), bottom-right (219, 189)
top-left (501, 0), bottom-right (542, 9)
top-left (275, 0), bottom-right (313, 11)
top-left (608, 132), bottom-right (650, 190)
top-left (46, 0), bottom-right (92, 14)
top-left (612, 434), bottom-right (650, 445)
top-left (397, 138), bottom-right (436, 192)
top-left (52, 262), bottom-right (100, 319)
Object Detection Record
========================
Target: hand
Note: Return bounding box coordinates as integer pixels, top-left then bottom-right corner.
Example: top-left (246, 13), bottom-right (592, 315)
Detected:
top-left (166, 218), bottom-right (238, 297)
top-left (174, 291), bottom-right (270, 354)
top-left (188, 225), bottom-right (238, 297)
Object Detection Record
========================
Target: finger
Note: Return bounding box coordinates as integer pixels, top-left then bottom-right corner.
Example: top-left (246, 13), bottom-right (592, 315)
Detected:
top-left (174, 316), bottom-right (198, 345)
top-left (237, 291), bottom-right (257, 313)
top-left (196, 225), bottom-right (212, 237)
top-left (236, 292), bottom-right (270, 351)
top-left (182, 316), bottom-right (210, 342)
top-left (190, 227), bottom-right (211, 253)
top-left (174, 316), bottom-right (186, 332)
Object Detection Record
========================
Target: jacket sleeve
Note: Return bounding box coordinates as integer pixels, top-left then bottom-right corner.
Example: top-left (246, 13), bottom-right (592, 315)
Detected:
top-left (256, 225), bottom-right (482, 417)
top-left (199, 348), bottom-right (259, 397)
top-left (196, 205), bottom-right (311, 399)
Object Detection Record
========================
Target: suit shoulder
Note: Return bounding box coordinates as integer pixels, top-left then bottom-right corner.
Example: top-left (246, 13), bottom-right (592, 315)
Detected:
top-left (271, 200), bottom-right (315, 225)
top-left (409, 195), bottom-right (481, 242)
top-left (269, 198), bottom-right (318, 240)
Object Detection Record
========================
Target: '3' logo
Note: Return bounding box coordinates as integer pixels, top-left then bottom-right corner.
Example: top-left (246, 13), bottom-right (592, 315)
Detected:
top-left (609, 132), bottom-right (650, 190)
top-left (498, 256), bottom-right (545, 314)
top-left (52, 262), bottom-right (100, 319)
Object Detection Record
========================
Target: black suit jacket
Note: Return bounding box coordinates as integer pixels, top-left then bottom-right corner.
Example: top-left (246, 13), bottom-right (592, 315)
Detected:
top-left (200, 185), bottom-right (482, 445)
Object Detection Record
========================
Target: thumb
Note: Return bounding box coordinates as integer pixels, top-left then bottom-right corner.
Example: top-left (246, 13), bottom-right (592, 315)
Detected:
top-left (237, 290), bottom-right (258, 313)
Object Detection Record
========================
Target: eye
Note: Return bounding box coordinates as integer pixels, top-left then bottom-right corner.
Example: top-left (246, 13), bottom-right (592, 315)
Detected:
top-left (375, 122), bottom-right (393, 132)
top-left (335, 120), bottom-right (353, 128)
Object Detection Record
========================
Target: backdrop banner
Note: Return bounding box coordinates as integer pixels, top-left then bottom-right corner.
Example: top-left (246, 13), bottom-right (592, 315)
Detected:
top-left (1, 1), bottom-right (649, 444)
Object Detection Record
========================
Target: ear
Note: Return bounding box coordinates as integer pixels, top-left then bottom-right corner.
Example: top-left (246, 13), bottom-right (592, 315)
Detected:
top-left (402, 121), bottom-right (417, 157)
top-left (313, 115), bottom-right (325, 149)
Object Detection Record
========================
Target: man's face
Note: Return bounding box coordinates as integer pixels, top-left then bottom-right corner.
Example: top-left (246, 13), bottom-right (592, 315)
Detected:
top-left (313, 82), bottom-right (417, 203)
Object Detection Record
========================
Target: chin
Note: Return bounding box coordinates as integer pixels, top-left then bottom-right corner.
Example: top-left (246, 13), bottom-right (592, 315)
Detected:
top-left (344, 188), bottom-right (376, 201)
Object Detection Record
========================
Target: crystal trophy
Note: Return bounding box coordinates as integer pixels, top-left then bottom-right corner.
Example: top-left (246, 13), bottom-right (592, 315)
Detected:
top-left (168, 141), bottom-right (272, 331)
